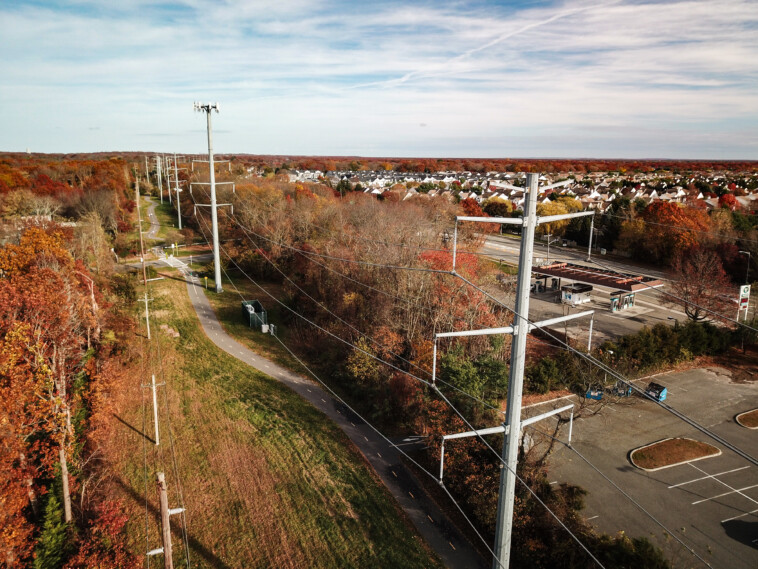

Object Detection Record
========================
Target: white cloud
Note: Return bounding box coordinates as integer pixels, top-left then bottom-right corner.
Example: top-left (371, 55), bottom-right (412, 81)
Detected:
top-left (0, 0), bottom-right (757, 158)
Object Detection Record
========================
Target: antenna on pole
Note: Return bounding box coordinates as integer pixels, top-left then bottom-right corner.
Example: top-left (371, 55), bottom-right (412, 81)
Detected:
top-left (194, 101), bottom-right (223, 293)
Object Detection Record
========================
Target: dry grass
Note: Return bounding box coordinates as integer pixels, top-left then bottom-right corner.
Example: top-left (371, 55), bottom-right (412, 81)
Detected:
top-left (736, 409), bottom-right (758, 428)
top-left (630, 438), bottom-right (720, 470)
top-left (107, 278), bottom-right (443, 569)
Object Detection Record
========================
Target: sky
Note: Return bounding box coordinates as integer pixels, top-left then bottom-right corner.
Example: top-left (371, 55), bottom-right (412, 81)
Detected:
top-left (1, 0), bottom-right (757, 159)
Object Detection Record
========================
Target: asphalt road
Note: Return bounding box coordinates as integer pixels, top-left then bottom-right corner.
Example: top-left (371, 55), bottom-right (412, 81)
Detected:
top-left (546, 368), bottom-right (758, 569)
top-left (482, 234), bottom-right (688, 344)
top-left (482, 233), bottom-right (669, 281)
top-left (145, 196), bottom-right (160, 239)
top-left (179, 264), bottom-right (487, 569)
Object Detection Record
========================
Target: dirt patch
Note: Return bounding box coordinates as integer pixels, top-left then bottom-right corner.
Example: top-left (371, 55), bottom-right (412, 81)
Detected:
top-left (160, 323), bottom-right (180, 338)
top-left (704, 343), bottom-right (758, 383)
top-left (736, 409), bottom-right (758, 429)
top-left (630, 437), bottom-right (720, 470)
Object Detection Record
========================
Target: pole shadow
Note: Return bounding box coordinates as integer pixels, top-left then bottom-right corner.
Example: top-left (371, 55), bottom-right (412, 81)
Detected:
top-left (114, 476), bottom-right (233, 569)
top-left (112, 413), bottom-right (155, 445)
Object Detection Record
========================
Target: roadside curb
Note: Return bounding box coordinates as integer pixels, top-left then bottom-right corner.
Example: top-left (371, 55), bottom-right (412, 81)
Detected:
top-left (735, 409), bottom-right (758, 429)
top-left (629, 437), bottom-right (722, 471)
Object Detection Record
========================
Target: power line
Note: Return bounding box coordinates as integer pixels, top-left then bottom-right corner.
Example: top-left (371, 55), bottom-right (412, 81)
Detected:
top-left (525, 422), bottom-right (714, 569)
top-left (192, 176), bottom-right (758, 566)
top-left (191, 206), bottom-right (606, 569)
top-left (202, 188), bottom-right (758, 469)
top-left (452, 271), bottom-right (758, 469)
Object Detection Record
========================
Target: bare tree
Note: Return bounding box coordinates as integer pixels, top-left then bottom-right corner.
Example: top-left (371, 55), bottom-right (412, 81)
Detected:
top-left (668, 247), bottom-right (734, 321)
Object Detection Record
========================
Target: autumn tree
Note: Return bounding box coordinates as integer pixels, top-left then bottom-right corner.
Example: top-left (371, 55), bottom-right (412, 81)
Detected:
top-left (668, 247), bottom-right (734, 321)
top-left (618, 201), bottom-right (711, 264)
top-left (0, 228), bottom-right (100, 529)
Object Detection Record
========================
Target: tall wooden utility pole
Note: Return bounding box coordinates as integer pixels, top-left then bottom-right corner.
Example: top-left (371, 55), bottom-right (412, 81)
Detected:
top-left (157, 472), bottom-right (174, 569)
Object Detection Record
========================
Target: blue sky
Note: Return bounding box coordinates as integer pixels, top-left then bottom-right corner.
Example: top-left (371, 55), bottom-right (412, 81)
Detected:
top-left (1, 0), bottom-right (757, 159)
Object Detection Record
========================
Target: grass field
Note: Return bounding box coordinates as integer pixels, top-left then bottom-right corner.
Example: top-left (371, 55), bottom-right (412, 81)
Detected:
top-left (110, 277), bottom-right (442, 569)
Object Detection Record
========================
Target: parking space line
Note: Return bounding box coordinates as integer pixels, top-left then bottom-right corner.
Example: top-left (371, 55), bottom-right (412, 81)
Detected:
top-left (669, 466), bottom-right (750, 489)
top-left (688, 463), bottom-right (758, 507)
top-left (692, 484), bottom-right (758, 505)
top-left (722, 508), bottom-right (758, 524)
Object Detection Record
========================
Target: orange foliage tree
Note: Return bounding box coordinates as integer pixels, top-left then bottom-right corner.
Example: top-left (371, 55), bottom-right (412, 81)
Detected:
top-left (618, 201), bottom-right (711, 263)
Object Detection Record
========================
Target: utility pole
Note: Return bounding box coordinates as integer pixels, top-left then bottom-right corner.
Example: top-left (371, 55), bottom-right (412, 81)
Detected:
top-left (135, 179), bottom-right (149, 287)
top-left (194, 102), bottom-right (223, 293)
top-left (173, 153), bottom-right (182, 230)
top-left (135, 178), bottom-right (152, 339)
top-left (493, 173), bottom-right (539, 569)
top-left (151, 374), bottom-right (160, 445)
top-left (156, 155), bottom-right (164, 204)
top-left (454, 176), bottom-right (594, 569)
top-left (157, 472), bottom-right (174, 569)
top-left (165, 155), bottom-right (173, 205)
top-left (147, 472), bottom-right (186, 567)
top-left (586, 215), bottom-right (595, 261)
top-left (140, 292), bottom-right (153, 340)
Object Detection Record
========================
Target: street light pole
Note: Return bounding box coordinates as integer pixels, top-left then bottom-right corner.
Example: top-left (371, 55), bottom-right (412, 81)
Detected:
top-left (739, 250), bottom-right (751, 285)
top-left (194, 102), bottom-right (223, 293)
top-left (545, 233), bottom-right (560, 264)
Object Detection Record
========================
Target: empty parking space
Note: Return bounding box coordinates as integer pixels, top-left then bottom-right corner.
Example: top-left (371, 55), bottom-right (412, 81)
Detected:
top-left (547, 367), bottom-right (758, 569)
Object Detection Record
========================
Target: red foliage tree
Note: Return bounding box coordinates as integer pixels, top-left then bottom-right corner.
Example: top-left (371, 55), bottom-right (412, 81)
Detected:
top-left (718, 193), bottom-right (739, 211)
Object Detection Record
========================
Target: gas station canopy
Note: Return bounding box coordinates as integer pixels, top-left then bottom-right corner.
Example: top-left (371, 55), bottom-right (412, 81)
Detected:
top-left (533, 262), bottom-right (664, 292)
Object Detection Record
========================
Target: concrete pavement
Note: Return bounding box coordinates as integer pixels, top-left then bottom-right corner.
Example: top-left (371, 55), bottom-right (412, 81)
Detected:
top-left (182, 270), bottom-right (487, 569)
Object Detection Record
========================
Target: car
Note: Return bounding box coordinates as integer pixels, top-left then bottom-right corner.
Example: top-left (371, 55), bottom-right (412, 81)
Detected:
top-left (644, 382), bottom-right (667, 401)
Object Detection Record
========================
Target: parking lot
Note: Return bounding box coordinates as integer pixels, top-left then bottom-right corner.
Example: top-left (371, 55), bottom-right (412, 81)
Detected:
top-left (545, 367), bottom-right (758, 569)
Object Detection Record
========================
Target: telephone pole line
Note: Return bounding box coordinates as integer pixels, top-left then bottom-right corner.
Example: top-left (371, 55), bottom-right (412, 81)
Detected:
top-left (194, 102), bottom-right (223, 293)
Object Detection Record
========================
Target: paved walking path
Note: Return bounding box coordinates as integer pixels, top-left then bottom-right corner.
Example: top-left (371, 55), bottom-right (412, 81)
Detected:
top-left (145, 196), bottom-right (160, 239)
top-left (182, 270), bottom-right (487, 569)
